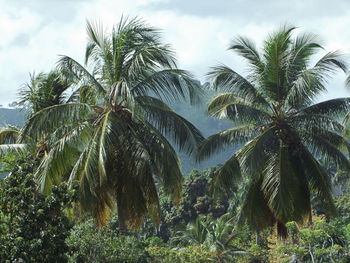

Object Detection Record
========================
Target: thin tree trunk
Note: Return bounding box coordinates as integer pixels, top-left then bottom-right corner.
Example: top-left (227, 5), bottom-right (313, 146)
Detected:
top-left (255, 230), bottom-right (259, 246)
top-left (308, 209), bottom-right (313, 226)
top-left (309, 245), bottom-right (315, 263)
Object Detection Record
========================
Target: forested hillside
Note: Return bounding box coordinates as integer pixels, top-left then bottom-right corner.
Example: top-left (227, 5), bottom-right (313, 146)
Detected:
top-left (169, 90), bottom-right (234, 173)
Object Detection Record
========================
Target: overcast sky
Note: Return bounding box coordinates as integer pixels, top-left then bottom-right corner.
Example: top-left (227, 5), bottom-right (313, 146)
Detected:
top-left (1, 0), bottom-right (350, 106)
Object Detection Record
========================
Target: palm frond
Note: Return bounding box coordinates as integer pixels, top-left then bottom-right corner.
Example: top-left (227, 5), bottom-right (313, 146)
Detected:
top-left (0, 126), bottom-right (21, 144)
top-left (301, 131), bottom-right (350, 172)
top-left (0, 144), bottom-right (27, 156)
top-left (237, 127), bottom-right (278, 176)
top-left (110, 80), bottom-right (135, 108)
top-left (136, 96), bottom-right (204, 154)
top-left (284, 68), bottom-right (327, 109)
top-left (240, 176), bottom-right (276, 231)
top-left (207, 65), bottom-right (269, 108)
top-left (298, 144), bottom-right (336, 216)
top-left (21, 103), bottom-right (95, 143)
top-left (211, 154), bottom-right (242, 198)
top-left (299, 98), bottom-right (350, 118)
top-left (292, 113), bottom-right (344, 134)
top-left (229, 36), bottom-right (264, 74)
top-left (261, 25), bottom-right (296, 102)
top-left (262, 144), bottom-right (311, 225)
top-left (86, 19), bottom-right (105, 51)
top-left (67, 117), bottom-right (115, 226)
top-left (124, 43), bottom-right (177, 76)
top-left (314, 50), bottom-right (348, 74)
top-left (132, 119), bottom-right (182, 205)
top-left (35, 121), bottom-right (91, 194)
top-left (57, 55), bottom-right (106, 96)
top-left (197, 124), bottom-right (256, 162)
top-left (285, 32), bottom-right (322, 80)
top-left (132, 69), bottom-right (203, 104)
top-left (207, 92), bottom-right (271, 123)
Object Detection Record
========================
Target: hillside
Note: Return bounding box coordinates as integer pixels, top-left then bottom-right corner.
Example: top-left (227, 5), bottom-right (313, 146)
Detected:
top-left (169, 98), bottom-right (234, 174)
top-left (0, 107), bottom-right (25, 127)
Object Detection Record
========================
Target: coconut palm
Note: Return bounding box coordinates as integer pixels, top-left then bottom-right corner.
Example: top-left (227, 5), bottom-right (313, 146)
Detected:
top-left (0, 71), bottom-right (73, 157)
top-left (205, 214), bottom-right (244, 260)
top-left (197, 26), bottom-right (350, 237)
top-left (21, 17), bottom-right (204, 230)
top-left (0, 125), bottom-right (25, 156)
top-left (171, 215), bottom-right (245, 262)
top-left (18, 70), bottom-right (72, 115)
top-left (171, 216), bottom-right (209, 246)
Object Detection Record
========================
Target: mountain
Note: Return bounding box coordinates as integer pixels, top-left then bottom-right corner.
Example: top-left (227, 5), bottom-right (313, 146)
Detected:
top-left (169, 99), bottom-right (234, 174)
top-left (0, 108), bottom-right (25, 127)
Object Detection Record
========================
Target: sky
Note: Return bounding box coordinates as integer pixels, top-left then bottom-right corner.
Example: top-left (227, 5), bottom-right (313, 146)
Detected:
top-left (1, 0), bottom-right (350, 106)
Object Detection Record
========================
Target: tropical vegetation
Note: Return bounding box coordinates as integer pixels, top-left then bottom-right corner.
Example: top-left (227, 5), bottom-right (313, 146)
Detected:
top-left (1, 18), bottom-right (350, 262)
top-left (17, 17), bottom-right (204, 230)
top-left (197, 25), bottom-right (350, 237)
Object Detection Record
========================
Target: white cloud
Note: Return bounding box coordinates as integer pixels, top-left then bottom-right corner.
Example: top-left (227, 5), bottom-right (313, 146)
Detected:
top-left (1, 0), bottom-right (350, 106)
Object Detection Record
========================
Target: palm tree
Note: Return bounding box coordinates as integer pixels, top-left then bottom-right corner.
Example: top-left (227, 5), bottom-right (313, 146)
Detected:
top-left (0, 71), bottom-right (72, 157)
top-left (197, 25), bottom-right (350, 237)
top-left (171, 216), bottom-right (209, 246)
top-left (21, 17), bottom-right (204, 230)
top-left (171, 215), bottom-right (245, 262)
top-left (18, 70), bottom-right (72, 115)
top-left (0, 125), bottom-right (24, 156)
top-left (205, 215), bottom-right (245, 261)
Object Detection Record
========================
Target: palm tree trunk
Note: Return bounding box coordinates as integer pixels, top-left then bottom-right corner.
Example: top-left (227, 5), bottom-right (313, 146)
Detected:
top-left (308, 209), bottom-right (313, 225)
top-left (116, 192), bottom-right (126, 235)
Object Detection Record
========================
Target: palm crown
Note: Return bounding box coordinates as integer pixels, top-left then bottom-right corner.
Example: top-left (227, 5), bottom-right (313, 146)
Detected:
top-left (21, 17), bottom-right (204, 229)
top-left (197, 26), bottom-right (350, 236)
top-left (18, 71), bottom-right (72, 115)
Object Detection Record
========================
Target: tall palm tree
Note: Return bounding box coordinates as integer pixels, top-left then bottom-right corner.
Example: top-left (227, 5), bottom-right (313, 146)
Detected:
top-left (197, 26), bottom-right (350, 237)
top-left (0, 71), bottom-right (72, 157)
top-left (21, 17), bottom-right (204, 230)
top-left (18, 70), bottom-right (72, 115)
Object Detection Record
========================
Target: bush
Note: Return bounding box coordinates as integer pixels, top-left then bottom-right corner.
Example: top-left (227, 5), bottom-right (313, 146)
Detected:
top-left (66, 220), bottom-right (150, 263)
top-left (0, 154), bottom-right (75, 262)
top-left (147, 245), bottom-right (217, 263)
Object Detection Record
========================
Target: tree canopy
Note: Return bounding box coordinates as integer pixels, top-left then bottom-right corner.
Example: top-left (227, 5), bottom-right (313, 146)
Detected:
top-left (19, 17), bottom-right (204, 230)
top-left (197, 25), bottom-right (350, 236)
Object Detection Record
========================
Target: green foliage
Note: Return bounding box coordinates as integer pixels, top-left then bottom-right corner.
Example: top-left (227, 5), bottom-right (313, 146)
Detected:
top-left (66, 219), bottom-right (150, 263)
top-left (170, 214), bottom-right (247, 262)
top-left (18, 70), bottom-right (72, 116)
top-left (2, 19), bottom-right (350, 263)
top-left (163, 168), bottom-right (229, 228)
top-left (147, 245), bottom-right (217, 263)
top-left (21, 17), bottom-right (204, 230)
top-left (335, 189), bottom-right (350, 224)
top-left (241, 244), bottom-right (269, 263)
top-left (271, 220), bottom-right (350, 262)
top-left (0, 154), bottom-right (76, 262)
top-left (199, 25), bottom-right (350, 237)
top-left (125, 167), bottom-right (231, 242)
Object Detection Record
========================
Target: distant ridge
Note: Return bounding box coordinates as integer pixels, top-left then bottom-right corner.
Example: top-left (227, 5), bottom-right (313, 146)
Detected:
top-left (0, 108), bottom-right (25, 127)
